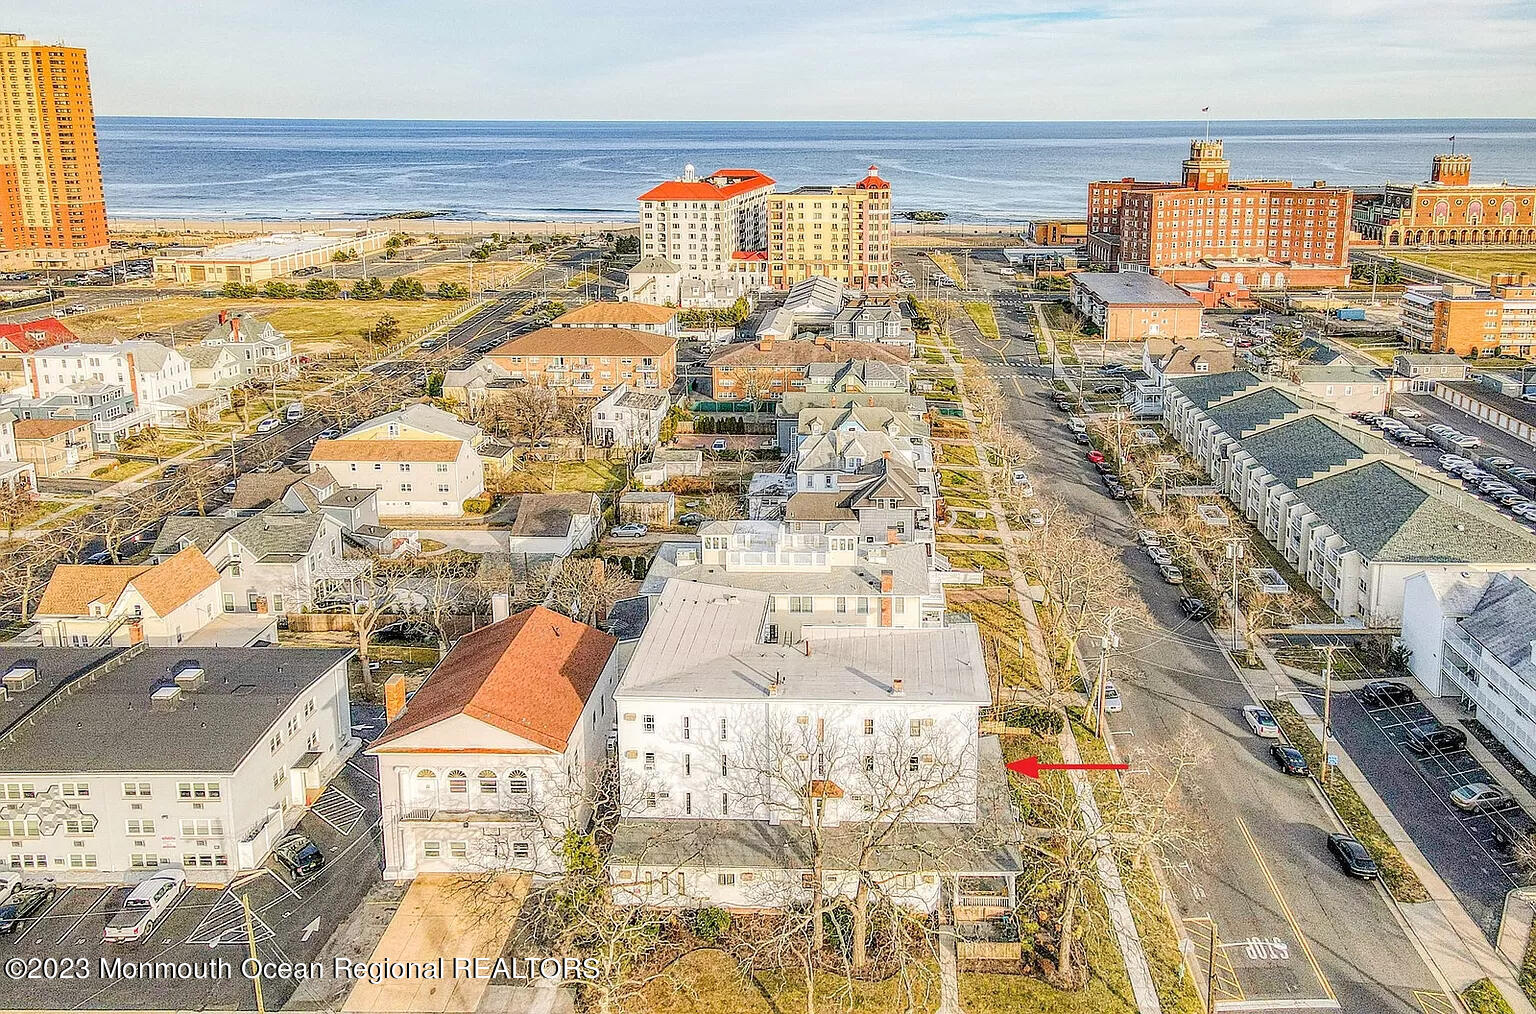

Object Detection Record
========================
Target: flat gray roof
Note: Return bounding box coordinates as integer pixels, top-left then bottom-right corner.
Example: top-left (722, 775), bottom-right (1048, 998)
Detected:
top-left (0, 646), bottom-right (353, 774)
top-left (1071, 271), bottom-right (1200, 306)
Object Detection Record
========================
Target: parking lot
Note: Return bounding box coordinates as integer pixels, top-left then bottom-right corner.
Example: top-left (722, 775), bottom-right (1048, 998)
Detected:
top-left (1298, 681), bottom-right (1532, 937)
top-left (0, 706), bottom-right (385, 1010)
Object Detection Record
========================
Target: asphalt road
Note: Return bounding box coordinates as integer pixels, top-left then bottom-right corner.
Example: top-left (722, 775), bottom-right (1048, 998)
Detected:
top-left (953, 297), bottom-right (1444, 1012)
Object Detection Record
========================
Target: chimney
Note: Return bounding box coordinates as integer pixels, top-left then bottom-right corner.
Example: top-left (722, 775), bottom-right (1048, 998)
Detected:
top-left (891, 678), bottom-right (904, 696)
top-left (384, 674), bottom-right (407, 722)
top-left (491, 592), bottom-right (510, 623)
top-left (758, 335), bottom-right (775, 352)
top-left (880, 570), bottom-right (894, 593)
top-left (218, 309), bottom-right (227, 325)
top-left (814, 334), bottom-right (831, 348)
top-left (231, 316), bottom-right (240, 340)
top-left (803, 641), bottom-right (812, 657)
top-left (882, 450), bottom-right (891, 461)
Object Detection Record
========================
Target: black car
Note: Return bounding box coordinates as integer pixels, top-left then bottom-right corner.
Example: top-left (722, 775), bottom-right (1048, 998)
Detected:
top-left (0, 882), bottom-right (57, 934)
top-left (162, 463), bottom-right (180, 477)
top-left (1093, 460), bottom-right (1115, 474)
top-left (1178, 597), bottom-right (1212, 621)
top-left (1105, 481), bottom-right (1130, 501)
top-left (676, 512), bottom-right (707, 527)
top-left (272, 832), bottom-right (325, 880)
top-left (1092, 384), bottom-right (1123, 394)
top-left (1405, 723), bottom-right (1467, 755)
top-left (1327, 833), bottom-right (1379, 880)
top-left (1357, 680), bottom-right (1415, 708)
top-left (1269, 744), bottom-right (1311, 776)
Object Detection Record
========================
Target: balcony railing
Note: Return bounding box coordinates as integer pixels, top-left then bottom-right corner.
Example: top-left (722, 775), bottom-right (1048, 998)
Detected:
top-left (402, 806), bottom-right (538, 823)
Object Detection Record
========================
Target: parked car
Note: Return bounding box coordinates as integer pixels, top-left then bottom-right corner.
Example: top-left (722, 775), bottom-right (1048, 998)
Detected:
top-left (1105, 482), bottom-right (1130, 501)
top-left (1428, 424), bottom-right (1457, 436)
top-left (1027, 508), bottom-right (1046, 528)
top-left (1405, 723), bottom-right (1467, 755)
top-left (1074, 431), bottom-right (1092, 445)
top-left (162, 463), bottom-right (180, 477)
top-left (0, 873), bottom-right (22, 909)
top-left (1147, 546), bottom-right (1173, 566)
top-left (1159, 564), bottom-right (1185, 584)
top-left (0, 881), bottom-right (56, 934)
top-left (104, 870), bottom-right (186, 944)
top-left (1179, 597), bottom-right (1212, 621)
top-left (1398, 408), bottom-right (1423, 419)
top-left (1439, 454), bottom-right (1471, 470)
top-left (1450, 781), bottom-right (1513, 813)
top-left (316, 428), bottom-right (340, 440)
top-left (1510, 466), bottom-right (1536, 481)
top-left (710, 438), bottom-right (727, 452)
top-left (1101, 682), bottom-right (1123, 714)
top-left (272, 832), bottom-right (326, 880)
top-left (1137, 529), bottom-right (1163, 548)
top-left (1402, 434), bottom-right (1435, 447)
top-left (293, 266), bottom-right (322, 277)
top-left (1327, 833), bottom-right (1379, 880)
top-left (1486, 456), bottom-right (1515, 469)
top-left (1452, 435), bottom-right (1484, 449)
top-left (1357, 681), bottom-right (1415, 707)
top-left (1087, 450), bottom-right (1105, 464)
top-left (1092, 384), bottom-right (1122, 394)
top-left (610, 523), bottom-right (649, 539)
top-left (256, 417), bottom-right (280, 433)
top-left (84, 550), bottom-right (112, 565)
top-left (676, 512), bottom-right (707, 527)
top-left (1242, 705), bottom-right (1281, 739)
top-left (221, 480), bottom-right (238, 495)
top-left (1270, 744), bottom-right (1311, 776)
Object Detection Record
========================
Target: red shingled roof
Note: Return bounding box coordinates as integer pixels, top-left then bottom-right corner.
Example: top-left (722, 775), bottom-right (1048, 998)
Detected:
top-left (639, 169), bottom-right (775, 203)
top-left (856, 165), bottom-right (889, 190)
top-left (0, 317), bottom-right (76, 353)
top-left (371, 606), bottom-right (617, 753)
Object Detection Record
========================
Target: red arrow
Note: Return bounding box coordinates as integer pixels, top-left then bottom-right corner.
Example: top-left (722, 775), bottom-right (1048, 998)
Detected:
top-left (1006, 756), bottom-right (1128, 779)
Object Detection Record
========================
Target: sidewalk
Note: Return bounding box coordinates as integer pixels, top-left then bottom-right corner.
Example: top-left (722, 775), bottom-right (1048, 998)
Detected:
top-left (935, 322), bottom-right (1163, 1014)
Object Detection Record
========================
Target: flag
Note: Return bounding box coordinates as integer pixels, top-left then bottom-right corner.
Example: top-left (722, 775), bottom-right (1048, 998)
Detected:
top-left (1449, 135), bottom-right (1456, 142)
top-left (1202, 107), bottom-right (1210, 113)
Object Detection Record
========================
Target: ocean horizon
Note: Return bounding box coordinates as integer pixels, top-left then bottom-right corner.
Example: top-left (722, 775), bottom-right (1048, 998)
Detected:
top-left (97, 117), bottom-right (1536, 224)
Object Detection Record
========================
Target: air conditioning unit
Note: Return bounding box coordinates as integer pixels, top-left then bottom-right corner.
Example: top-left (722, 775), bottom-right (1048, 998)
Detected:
top-left (192, 802), bottom-right (204, 811)
top-left (130, 803), bottom-right (143, 811)
top-left (173, 663), bottom-right (206, 690)
top-left (133, 840), bottom-right (145, 847)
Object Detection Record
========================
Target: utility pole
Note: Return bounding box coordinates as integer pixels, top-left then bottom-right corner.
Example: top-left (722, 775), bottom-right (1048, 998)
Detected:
top-left (1322, 645), bottom-right (1336, 788)
top-left (1224, 538), bottom-right (1246, 653)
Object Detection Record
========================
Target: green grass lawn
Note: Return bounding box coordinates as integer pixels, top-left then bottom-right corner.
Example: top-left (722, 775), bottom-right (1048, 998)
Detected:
top-left (938, 443), bottom-right (981, 467)
top-left (1395, 250), bottom-right (1536, 283)
top-left (496, 459), bottom-right (624, 493)
top-left (966, 301), bottom-right (1002, 341)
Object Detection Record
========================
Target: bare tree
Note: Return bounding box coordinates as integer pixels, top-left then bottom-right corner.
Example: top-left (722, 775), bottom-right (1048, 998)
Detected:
top-left (0, 478), bottom-right (36, 539)
top-left (735, 367), bottom-right (778, 407)
top-left (546, 558), bottom-right (629, 626)
top-left (352, 564), bottom-right (409, 695)
top-left (413, 554), bottom-right (472, 656)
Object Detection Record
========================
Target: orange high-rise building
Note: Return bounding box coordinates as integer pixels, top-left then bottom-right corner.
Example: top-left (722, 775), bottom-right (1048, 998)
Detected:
top-left (0, 33), bottom-right (109, 270)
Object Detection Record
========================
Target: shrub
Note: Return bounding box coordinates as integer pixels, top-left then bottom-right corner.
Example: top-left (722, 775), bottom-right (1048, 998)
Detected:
top-left (690, 907), bottom-right (731, 944)
top-left (1000, 704), bottom-right (1064, 736)
top-left (462, 495), bottom-right (493, 515)
top-left (1463, 978), bottom-right (1515, 1014)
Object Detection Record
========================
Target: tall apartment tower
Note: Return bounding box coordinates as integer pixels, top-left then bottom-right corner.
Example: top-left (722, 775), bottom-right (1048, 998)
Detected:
top-left (0, 33), bottom-right (109, 270)
top-left (767, 165), bottom-right (893, 291)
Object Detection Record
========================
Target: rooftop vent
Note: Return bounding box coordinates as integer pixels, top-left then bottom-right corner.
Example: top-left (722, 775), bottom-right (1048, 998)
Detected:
top-left (2, 662), bottom-right (38, 693)
top-left (150, 685), bottom-right (182, 710)
top-left (173, 663), bottom-right (206, 690)
top-left (676, 548), bottom-right (700, 566)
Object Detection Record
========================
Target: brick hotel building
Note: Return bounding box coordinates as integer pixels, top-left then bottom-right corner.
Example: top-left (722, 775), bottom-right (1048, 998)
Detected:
top-left (1353, 154), bottom-right (1536, 249)
top-left (1086, 140), bottom-right (1352, 290)
top-left (0, 33), bottom-right (109, 270)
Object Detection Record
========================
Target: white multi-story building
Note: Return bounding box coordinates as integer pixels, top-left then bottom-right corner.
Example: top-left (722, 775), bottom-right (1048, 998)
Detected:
top-left (632, 166), bottom-right (774, 307)
top-left (609, 581), bottom-right (1018, 911)
top-left (1402, 572), bottom-right (1536, 772)
top-left (1165, 370), bottom-right (1536, 623)
top-left (643, 520), bottom-right (953, 641)
top-left (0, 645), bottom-right (355, 882)
top-left (309, 405), bottom-right (484, 517)
top-left (370, 606), bottom-right (627, 880)
top-left (590, 385), bottom-right (670, 448)
top-left (24, 341), bottom-right (193, 425)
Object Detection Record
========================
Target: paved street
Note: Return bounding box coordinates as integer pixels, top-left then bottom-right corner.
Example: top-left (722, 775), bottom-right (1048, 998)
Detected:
top-left (947, 284), bottom-right (1444, 1012)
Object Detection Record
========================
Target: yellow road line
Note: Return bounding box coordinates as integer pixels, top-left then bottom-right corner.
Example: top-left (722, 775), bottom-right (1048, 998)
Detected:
top-left (1413, 990), bottom-right (1457, 1014)
top-left (1236, 815), bottom-right (1335, 1003)
top-left (1184, 917), bottom-right (1245, 1002)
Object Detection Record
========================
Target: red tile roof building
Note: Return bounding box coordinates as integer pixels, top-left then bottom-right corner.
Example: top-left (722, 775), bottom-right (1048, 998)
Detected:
top-left (1086, 140), bottom-right (1353, 290)
top-left (637, 166), bottom-right (774, 302)
top-left (0, 316), bottom-right (76, 353)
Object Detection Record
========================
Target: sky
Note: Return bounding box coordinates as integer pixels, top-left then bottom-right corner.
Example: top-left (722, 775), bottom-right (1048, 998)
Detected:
top-left (8, 0), bottom-right (1536, 121)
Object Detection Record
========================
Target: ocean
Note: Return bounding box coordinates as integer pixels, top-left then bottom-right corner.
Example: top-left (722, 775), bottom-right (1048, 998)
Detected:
top-left (96, 118), bottom-right (1536, 224)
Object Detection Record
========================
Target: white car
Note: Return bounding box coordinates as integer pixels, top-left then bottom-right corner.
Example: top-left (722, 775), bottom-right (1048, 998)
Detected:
top-left (1451, 435), bottom-right (1484, 449)
top-left (610, 523), bottom-right (649, 539)
top-left (0, 872), bottom-right (21, 908)
top-left (1136, 529), bottom-right (1163, 549)
top-left (104, 870), bottom-right (187, 944)
top-left (1450, 781), bottom-right (1512, 813)
top-left (1242, 705), bottom-right (1281, 739)
top-left (1147, 546), bottom-right (1173, 566)
top-left (1397, 408), bottom-right (1423, 419)
top-left (1101, 682), bottom-right (1123, 714)
top-left (1027, 508), bottom-right (1046, 528)
top-left (1439, 454), bottom-right (1471, 470)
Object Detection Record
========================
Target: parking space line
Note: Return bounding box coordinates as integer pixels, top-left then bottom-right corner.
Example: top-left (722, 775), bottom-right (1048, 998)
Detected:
top-left (1235, 815), bottom-right (1335, 1003)
top-left (56, 887), bottom-right (109, 945)
top-left (1413, 989), bottom-right (1458, 1014)
top-left (28, 884), bottom-right (72, 930)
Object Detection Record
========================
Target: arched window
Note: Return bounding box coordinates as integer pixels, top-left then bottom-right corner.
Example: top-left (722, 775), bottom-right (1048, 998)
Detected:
top-left (446, 769), bottom-right (468, 794)
top-left (415, 768), bottom-right (436, 781)
top-left (508, 770), bottom-right (530, 794)
top-left (1433, 199), bottom-right (1449, 225)
top-left (477, 770), bottom-right (498, 795)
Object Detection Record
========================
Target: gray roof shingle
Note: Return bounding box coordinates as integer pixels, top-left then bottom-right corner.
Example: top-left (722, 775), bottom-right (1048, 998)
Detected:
top-left (1168, 369), bottom-right (1262, 409)
top-left (1239, 417), bottom-right (1366, 487)
top-left (1204, 387), bottom-right (1304, 436)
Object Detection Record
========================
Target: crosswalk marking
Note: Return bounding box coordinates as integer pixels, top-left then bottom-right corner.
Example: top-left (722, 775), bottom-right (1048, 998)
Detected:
top-left (310, 786), bottom-right (365, 835)
top-left (186, 888), bottom-right (276, 946)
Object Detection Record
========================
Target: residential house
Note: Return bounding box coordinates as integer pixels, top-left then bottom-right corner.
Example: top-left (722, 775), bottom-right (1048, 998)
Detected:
top-left (1068, 272), bottom-right (1203, 341)
top-left (151, 506), bottom-right (368, 615)
top-left (620, 256), bottom-right (683, 307)
top-left (481, 328), bottom-right (677, 399)
top-left (785, 457), bottom-right (932, 550)
top-left (343, 403), bottom-right (482, 446)
top-left (1132, 338), bottom-right (1238, 417)
top-left (370, 607), bottom-right (627, 879)
top-left (0, 410), bottom-right (36, 490)
top-left (0, 646), bottom-right (355, 882)
top-left (12, 417), bottom-right (91, 477)
top-left (1287, 363), bottom-right (1389, 415)
top-left (619, 492), bottom-right (675, 527)
top-left (774, 391), bottom-right (928, 451)
top-left (591, 385), bottom-right (670, 448)
top-left (309, 437), bottom-right (483, 518)
top-left (635, 448), bottom-right (703, 489)
top-left (442, 358), bottom-right (514, 415)
top-left (802, 359), bottom-right (913, 395)
top-left (24, 341), bottom-right (192, 422)
top-left (0, 317), bottom-right (76, 354)
top-left (609, 581), bottom-right (1019, 911)
top-left (708, 336), bottom-right (906, 402)
top-left (1393, 353), bottom-right (1470, 394)
top-left (200, 312), bottom-right (292, 377)
top-left (551, 302), bottom-right (680, 336)
top-left (1164, 370), bottom-right (1536, 622)
top-left (830, 303), bottom-right (913, 352)
top-left (32, 546), bottom-right (234, 647)
top-left (182, 344), bottom-right (245, 389)
top-left (0, 383), bottom-right (144, 450)
top-left (1401, 573), bottom-right (1536, 773)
